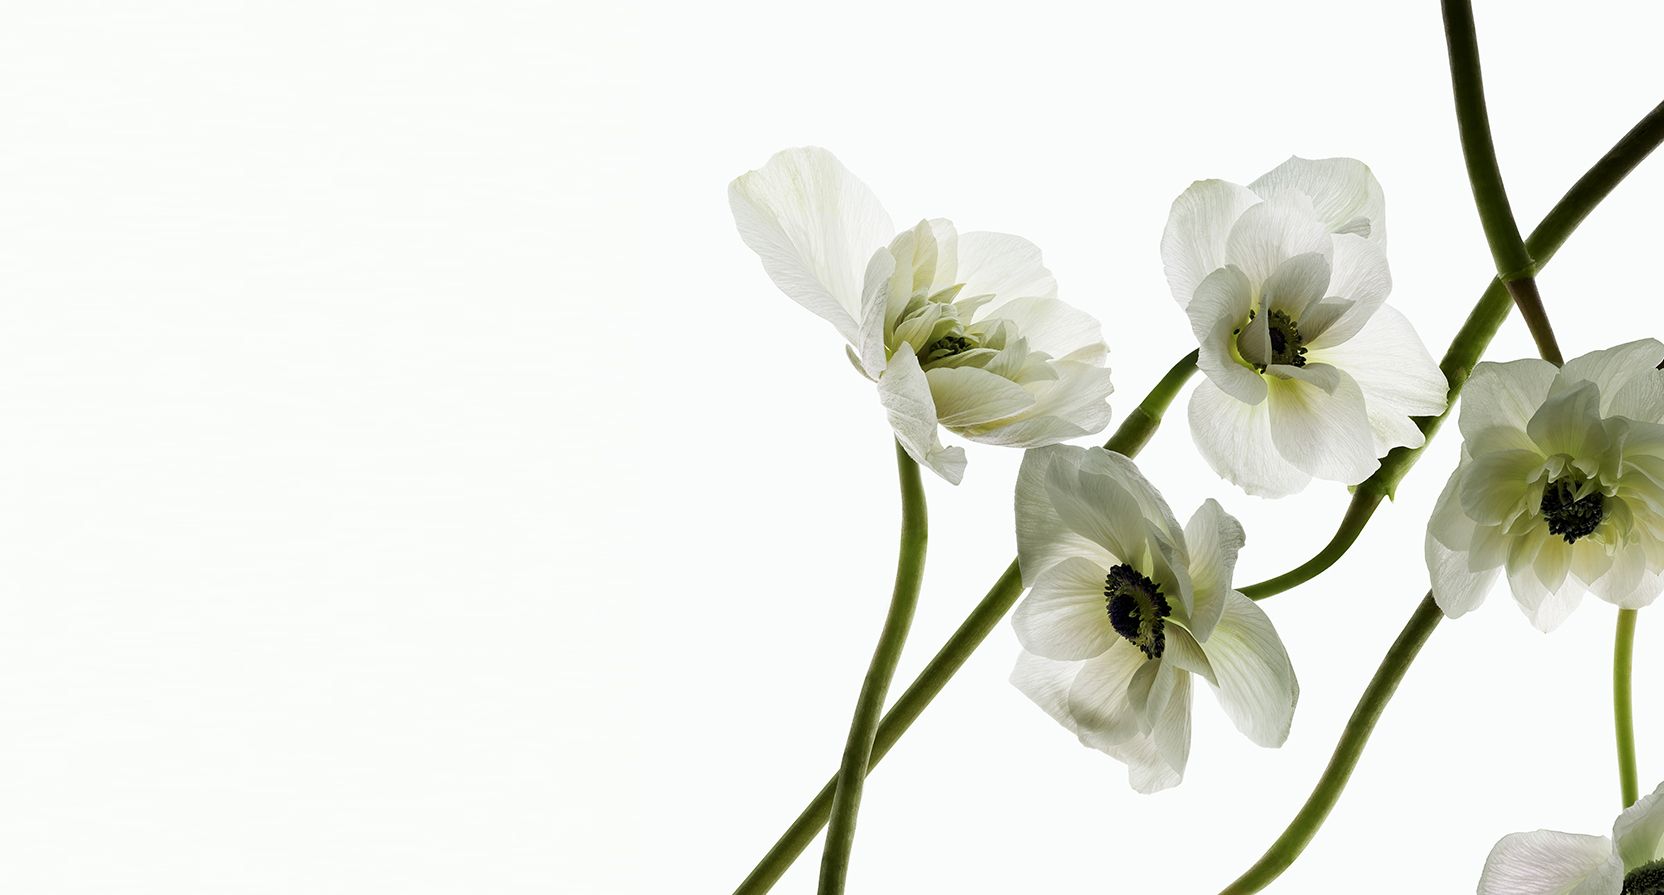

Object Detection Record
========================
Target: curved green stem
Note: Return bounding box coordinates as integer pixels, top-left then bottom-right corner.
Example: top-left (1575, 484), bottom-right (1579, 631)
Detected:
top-left (732, 355), bottom-right (1198, 895)
top-left (1616, 608), bottom-right (1640, 808)
top-left (1218, 595), bottom-right (1443, 894)
top-left (816, 441), bottom-right (929, 895)
top-left (1443, 0), bottom-right (1562, 365)
top-left (1242, 99), bottom-right (1664, 600)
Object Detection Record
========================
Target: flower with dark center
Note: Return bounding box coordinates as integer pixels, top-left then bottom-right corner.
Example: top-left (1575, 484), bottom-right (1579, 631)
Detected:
top-left (1541, 476), bottom-right (1606, 543)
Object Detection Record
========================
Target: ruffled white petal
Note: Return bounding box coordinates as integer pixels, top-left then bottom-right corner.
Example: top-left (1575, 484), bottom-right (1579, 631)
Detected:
top-left (1303, 235), bottom-right (1394, 349)
top-left (1188, 378), bottom-right (1313, 498)
top-left (925, 365), bottom-right (1037, 428)
top-left (1015, 446), bottom-right (1118, 584)
top-left (986, 296), bottom-right (1107, 364)
top-left (1249, 156), bottom-right (1388, 246)
top-left (1261, 252), bottom-right (1331, 322)
top-left (1066, 643), bottom-right (1149, 747)
top-left (1188, 266), bottom-right (1265, 404)
top-left (1182, 499), bottom-right (1244, 642)
top-left (1460, 359), bottom-right (1560, 443)
top-left (1309, 305), bottom-right (1447, 455)
top-left (1560, 338), bottom-right (1664, 422)
top-left (876, 343), bottom-right (966, 484)
top-left (1009, 650), bottom-right (1080, 733)
top-left (960, 361), bottom-right (1114, 447)
top-left (1013, 556), bottom-right (1118, 661)
top-left (1477, 830), bottom-right (1624, 895)
top-left (1161, 179), bottom-right (1261, 309)
top-left (1198, 591), bottom-right (1298, 747)
top-left (1222, 193), bottom-right (1333, 288)
top-left (955, 231), bottom-right (1057, 315)
top-left (1427, 466), bottom-right (1504, 617)
top-left (1614, 780), bottom-right (1664, 871)
top-left (1266, 365), bottom-right (1379, 484)
top-left (729, 147), bottom-right (894, 343)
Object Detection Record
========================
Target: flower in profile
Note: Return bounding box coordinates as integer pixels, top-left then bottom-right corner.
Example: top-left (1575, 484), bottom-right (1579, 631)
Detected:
top-left (1426, 340), bottom-right (1664, 630)
top-left (1161, 157), bottom-right (1447, 497)
top-left (730, 148), bottom-right (1114, 484)
top-left (1477, 781), bottom-right (1664, 894)
top-left (1008, 444), bottom-right (1298, 792)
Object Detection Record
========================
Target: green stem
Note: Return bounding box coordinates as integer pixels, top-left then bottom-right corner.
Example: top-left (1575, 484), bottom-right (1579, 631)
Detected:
top-left (1241, 99), bottom-right (1664, 600)
top-left (1443, 0), bottom-right (1562, 364)
top-left (732, 355), bottom-right (1198, 895)
top-left (1218, 595), bottom-right (1443, 894)
top-left (1441, 0), bottom-right (1532, 282)
top-left (815, 441), bottom-right (929, 895)
top-left (1616, 608), bottom-right (1640, 808)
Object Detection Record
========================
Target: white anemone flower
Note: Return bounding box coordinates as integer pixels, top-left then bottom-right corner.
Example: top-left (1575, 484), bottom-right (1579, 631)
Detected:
top-left (1427, 340), bottom-right (1664, 630)
top-left (1161, 157), bottom-right (1447, 497)
top-left (1008, 444), bottom-right (1298, 792)
top-left (730, 147), bottom-right (1114, 484)
top-left (1477, 781), bottom-right (1664, 894)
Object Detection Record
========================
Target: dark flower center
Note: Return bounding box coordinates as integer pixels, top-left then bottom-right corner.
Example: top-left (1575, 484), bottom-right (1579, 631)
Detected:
top-left (1541, 476), bottom-right (1605, 543)
top-left (1623, 859), bottom-right (1664, 894)
top-left (1104, 563), bottom-right (1171, 660)
top-left (922, 333), bottom-right (976, 364)
top-left (1264, 309), bottom-right (1307, 369)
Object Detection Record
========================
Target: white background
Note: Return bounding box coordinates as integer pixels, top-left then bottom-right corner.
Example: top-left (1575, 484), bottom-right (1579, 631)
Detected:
top-left (2, 1), bottom-right (1661, 892)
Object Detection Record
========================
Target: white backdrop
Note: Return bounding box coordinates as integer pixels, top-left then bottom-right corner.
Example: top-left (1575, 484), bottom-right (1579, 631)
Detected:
top-left (3, 1), bottom-right (1662, 892)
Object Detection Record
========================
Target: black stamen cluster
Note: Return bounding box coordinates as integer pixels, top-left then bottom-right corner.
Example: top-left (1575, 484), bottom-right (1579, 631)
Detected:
top-left (1541, 477), bottom-right (1606, 543)
top-left (1104, 563), bottom-right (1171, 660)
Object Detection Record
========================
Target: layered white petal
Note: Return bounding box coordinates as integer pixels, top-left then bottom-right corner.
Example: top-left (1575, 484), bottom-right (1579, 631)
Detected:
top-left (1266, 364), bottom-right (1379, 484)
top-left (877, 343), bottom-right (966, 484)
top-left (1561, 338), bottom-right (1664, 421)
top-left (1248, 156), bottom-right (1387, 245)
top-left (1427, 466), bottom-right (1504, 617)
top-left (1188, 378), bottom-right (1313, 498)
top-left (1222, 192), bottom-right (1332, 288)
top-left (1460, 359), bottom-right (1560, 443)
top-left (1161, 179), bottom-right (1261, 308)
top-left (1303, 235), bottom-right (1394, 349)
top-left (1614, 780), bottom-right (1664, 871)
top-left (987, 296), bottom-right (1107, 363)
top-left (1066, 643), bottom-right (1148, 747)
top-left (1198, 591), bottom-right (1298, 747)
top-left (729, 147), bottom-right (893, 342)
top-left (1188, 266), bottom-right (1265, 404)
top-left (1309, 305), bottom-right (1447, 455)
top-left (959, 361), bottom-right (1114, 448)
top-left (1182, 499), bottom-right (1244, 642)
top-left (926, 365), bottom-right (1037, 428)
top-left (1013, 556), bottom-right (1118, 661)
top-left (955, 231), bottom-right (1057, 313)
top-left (1261, 252), bottom-right (1331, 322)
top-left (1477, 831), bottom-right (1624, 895)
top-left (1015, 446), bottom-right (1118, 584)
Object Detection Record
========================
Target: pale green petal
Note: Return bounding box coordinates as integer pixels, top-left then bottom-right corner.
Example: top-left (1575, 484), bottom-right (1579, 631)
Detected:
top-left (1477, 831), bottom-right (1623, 895)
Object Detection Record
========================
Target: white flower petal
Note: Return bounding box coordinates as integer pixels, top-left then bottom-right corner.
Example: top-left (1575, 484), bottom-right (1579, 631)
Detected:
top-left (1015, 446), bottom-right (1117, 584)
top-left (1309, 305), bottom-right (1447, 454)
top-left (1199, 591), bottom-right (1298, 747)
top-left (962, 361), bottom-right (1115, 447)
top-left (1161, 179), bottom-right (1261, 308)
top-left (1045, 461), bottom-right (1152, 566)
top-left (1222, 193), bottom-right (1333, 288)
top-left (877, 343), bottom-right (966, 484)
top-left (729, 147), bottom-right (893, 342)
top-left (1266, 365), bottom-right (1380, 484)
top-left (955, 231), bottom-right (1057, 314)
top-left (986, 296), bottom-right (1107, 363)
top-left (1477, 830), bottom-right (1623, 895)
top-left (1304, 235), bottom-right (1394, 349)
top-left (1460, 359), bottom-right (1560, 443)
top-left (1249, 156), bottom-right (1388, 245)
top-left (1188, 266), bottom-right (1266, 404)
top-left (926, 365), bottom-right (1037, 428)
top-left (1086, 672), bottom-right (1192, 794)
top-left (853, 249), bottom-right (895, 378)
top-left (1428, 466), bottom-right (1504, 617)
top-left (1010, 650), bottom-right (1082, 734)
top-left (1013, 556), bottom-right (1118, 661)
top-left (1188, 378), bottom-right (1313, 497)
top-left (1066, 642), bottom-right (1149, 747)
top-left (1261, 252), bottom-right (1332, 322)
top-left (1614, 780), bottom-right (1664, 870)
top-left (1182, 499), bottom-right (1244, 642)
top-left (1561, 338), bottom-right (1664, 422)
top-left (1527, 381), bottom-right (1608, 460)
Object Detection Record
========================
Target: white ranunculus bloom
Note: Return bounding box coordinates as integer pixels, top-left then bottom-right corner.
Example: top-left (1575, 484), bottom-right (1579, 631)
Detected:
top-left (1477, 781), bottom-right (1664, 894)
top-left (1008, 444), bottom-right (1298, 792)
top-left (1161, 157), bottom-right (1447, 497)
top-left (1427, 340), bottom-right (1664, 630)
top-left (730, 147), bottom-right (1114, 484)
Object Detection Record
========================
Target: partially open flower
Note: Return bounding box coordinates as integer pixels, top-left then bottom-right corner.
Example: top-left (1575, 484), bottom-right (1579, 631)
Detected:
top-left (1161, 157), bottom-right (1447, 497)
top-left (1427, 340), bottom-right (1664, 630)
top-left (730, 148), bottom-right (1114, 483)
top-left (1009, 444), bottom-right (1298, 792)
top-left (1477, 781), bottom-right (1664, 894)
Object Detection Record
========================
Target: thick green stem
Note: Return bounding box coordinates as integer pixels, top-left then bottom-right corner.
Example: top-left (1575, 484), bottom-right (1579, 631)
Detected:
top-left (1218, 595), bottom-right (1444, 894)
top-left (732, 356), bottom-right (1197, 895)
top-left (1443, 0), bottom-right (1562, 365)
top-left (1616, 608), bottom-right (1640, 808)
top-left (1241, 99), bottom-right (1664, 600)
top-left (815, 442), bottom-right (929, 895)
